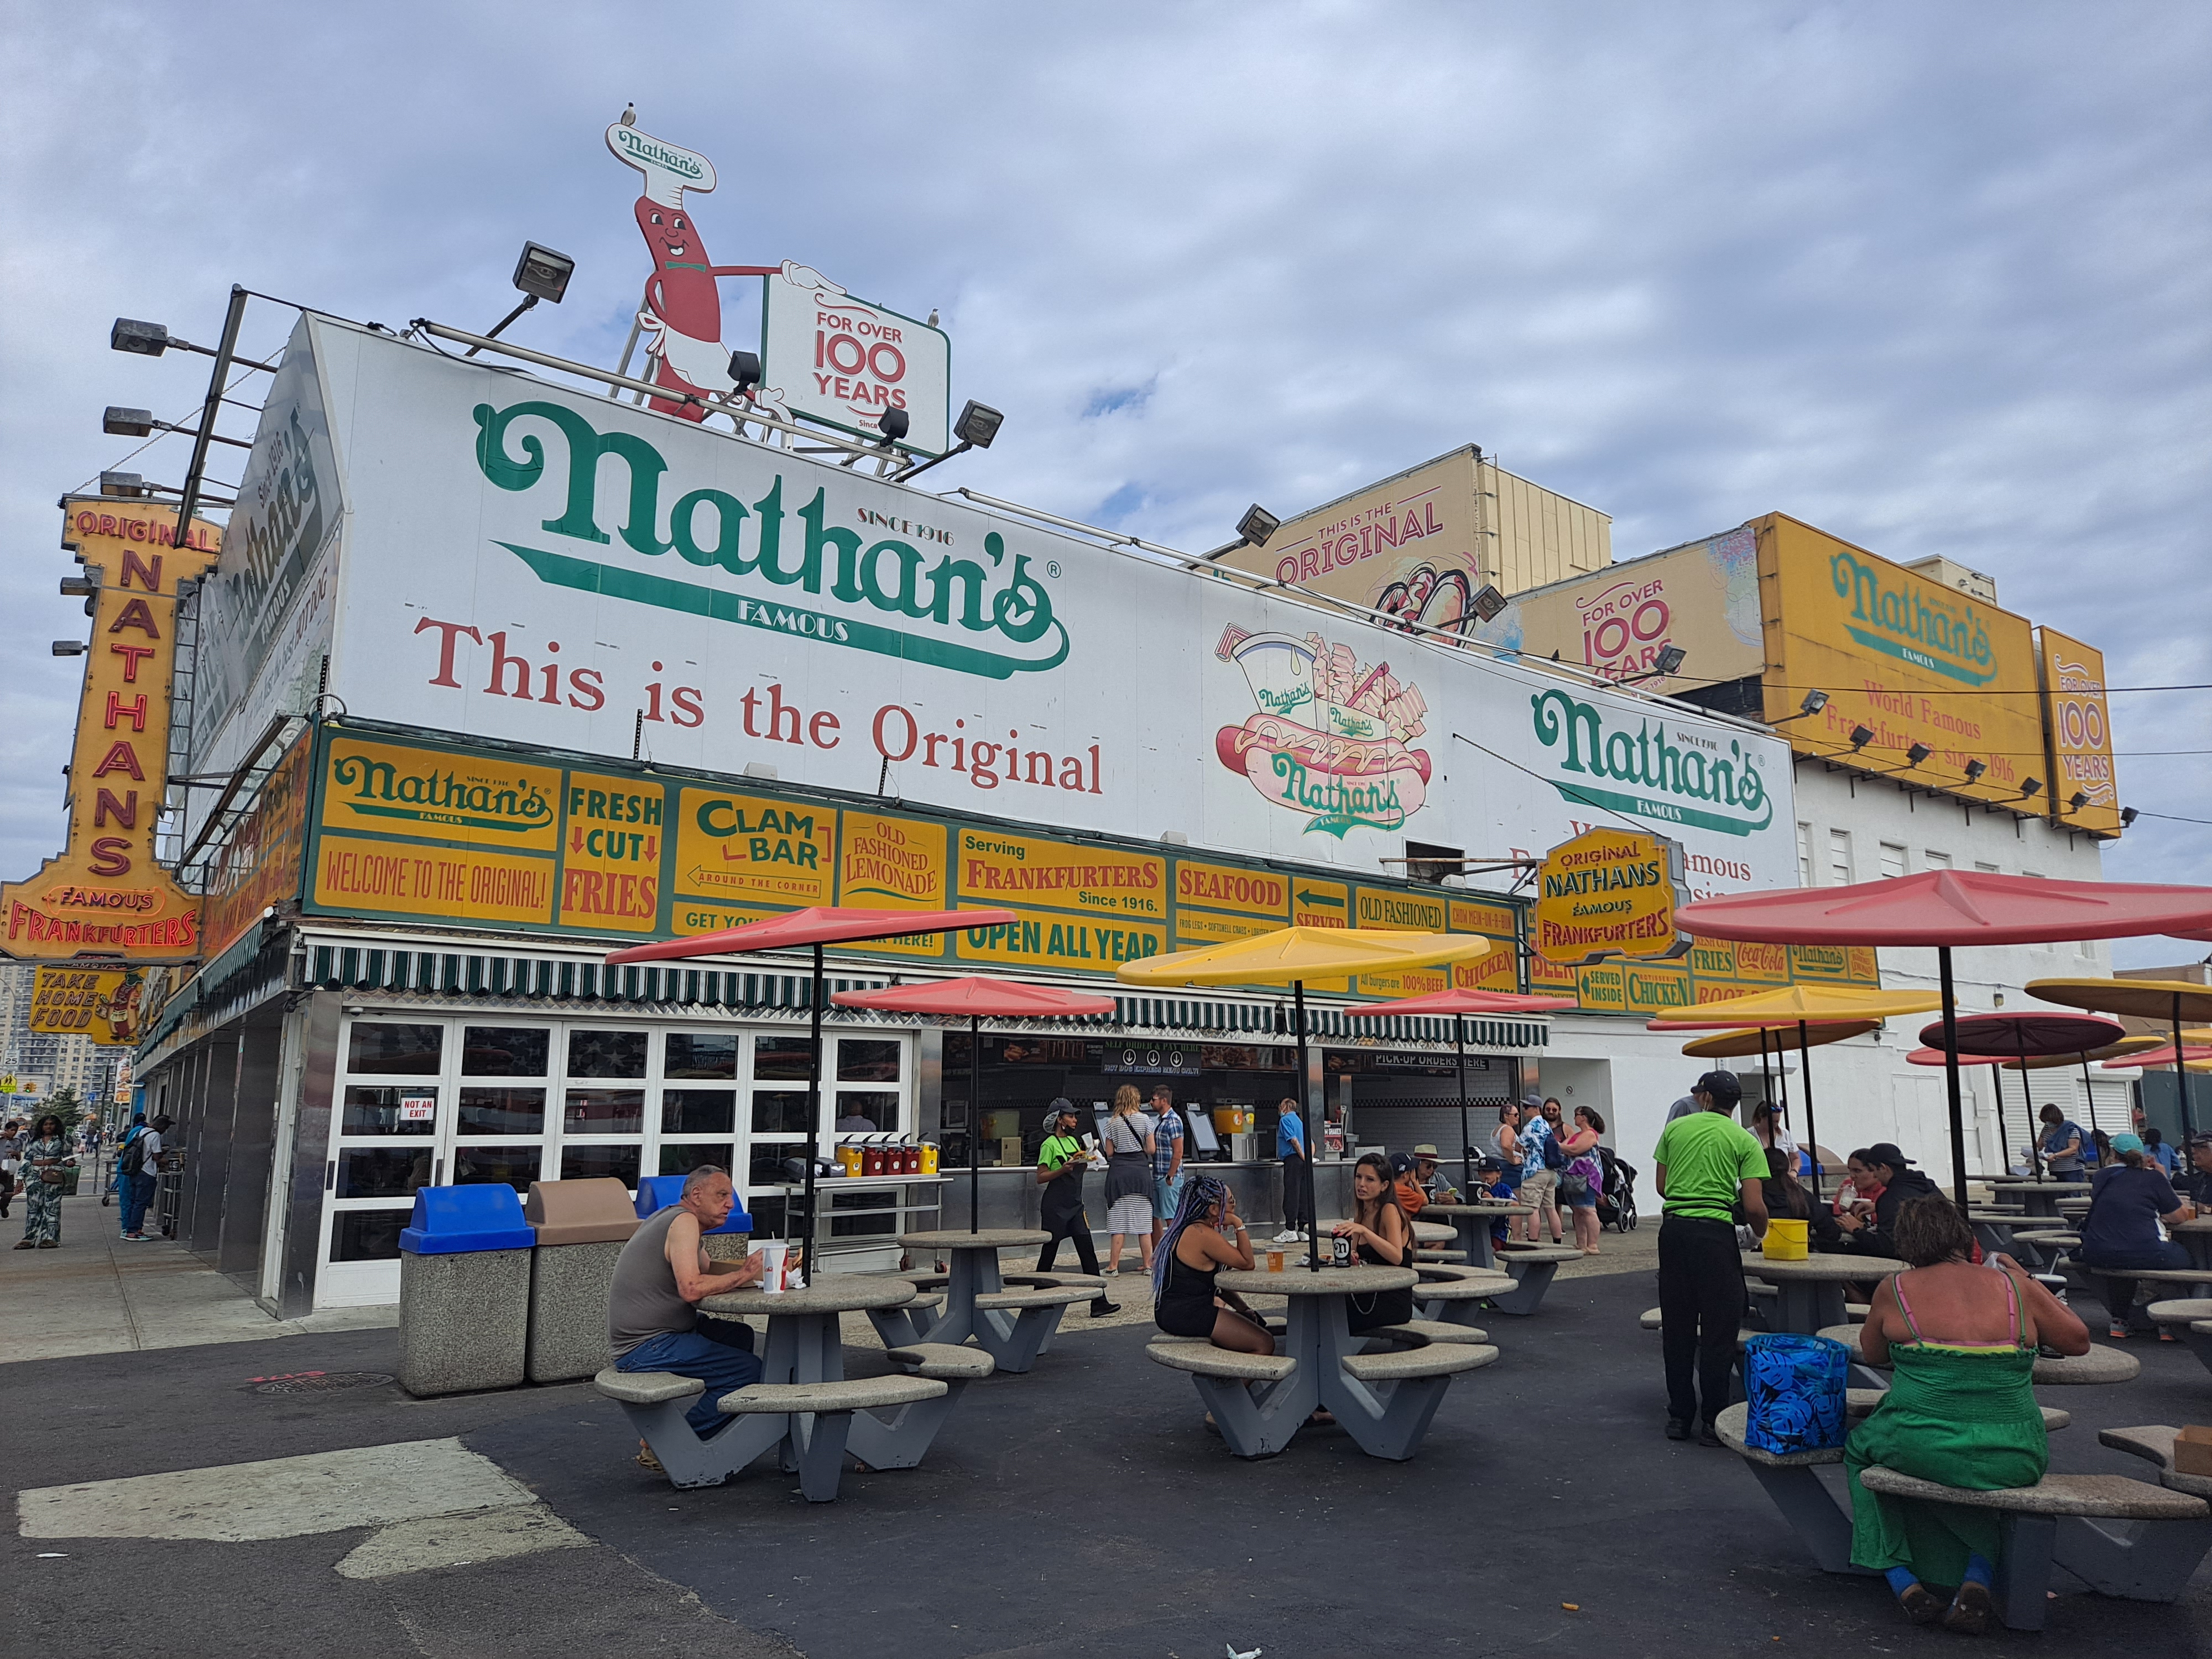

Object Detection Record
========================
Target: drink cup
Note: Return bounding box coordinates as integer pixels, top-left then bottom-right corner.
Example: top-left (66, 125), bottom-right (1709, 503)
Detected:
top-left (759, 1241), bottom-right (789, 1293)
top-left (1331, 1234), bottom-right (1353, 1267)
top-left (1266, 1249), bottom-right (1284, 1273)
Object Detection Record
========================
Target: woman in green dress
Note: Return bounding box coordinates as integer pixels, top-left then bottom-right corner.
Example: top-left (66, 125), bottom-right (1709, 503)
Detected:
top-left (1847, 1194), bottom-right (2089, 1633)
top-left (15, 1114), bottom-right (77, 1249)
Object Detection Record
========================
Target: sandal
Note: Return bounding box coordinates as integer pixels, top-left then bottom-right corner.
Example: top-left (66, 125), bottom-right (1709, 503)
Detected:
top-left (1896, 1583), bottom-right (1944, 1626)
top-left (635, 1443), bottom-right (666, 1475)
top-left (1942, 1580), bottom-right (1992, 1635)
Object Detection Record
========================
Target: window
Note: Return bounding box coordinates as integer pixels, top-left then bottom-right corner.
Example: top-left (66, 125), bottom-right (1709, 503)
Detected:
top-left (1878, 842), bottom-right (1906, 880)
top-left (1796, 822), bottom-right (1813, 886)
top-left (1827, 829), bottom-right (1853, 886)
top-left (347, 1024), bottom-right (442, 1075)
top-left (1405, 840), bottom-right (1465, 885)
top-left (1923, 851), bottom-right (1952, 870)
top-left (1974, 860), bottom-right (2000, 874)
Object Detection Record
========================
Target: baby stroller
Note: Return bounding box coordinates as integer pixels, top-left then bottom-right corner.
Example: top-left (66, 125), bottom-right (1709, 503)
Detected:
top-left (1596, 1147), bottom-right (1638, 1232)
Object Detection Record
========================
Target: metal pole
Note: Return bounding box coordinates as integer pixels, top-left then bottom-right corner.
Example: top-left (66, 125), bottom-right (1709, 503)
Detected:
top-left (1455, 1013), bottom-right (1472, 1202)
top-left (1796, 1020), bottom-right (1821, 1198)
top-left (1297, 980), bottom-right (1317, 1272)
top-left (2176, 993), bottom-right (2197, 1138)
top-left (805, 943), bottom-right (822, 1266)
top-left (173, 285), bottom-right (249, 544)
top-left (2016, 1027), bottom-right (2043, 1182)
top-left (1938, 947), bottom-right (1970, 1211)
top-left (1757, 1029), bottom-right (1774, 1117)
top-left (969, 1013), bottom-right (981, 1232)
top-left (2080, 1055), bottom-right (2098, 1136)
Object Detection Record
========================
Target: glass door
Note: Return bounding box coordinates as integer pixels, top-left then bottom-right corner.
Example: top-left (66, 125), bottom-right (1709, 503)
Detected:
top-left (319, 1019), bottom-right (446, 1307)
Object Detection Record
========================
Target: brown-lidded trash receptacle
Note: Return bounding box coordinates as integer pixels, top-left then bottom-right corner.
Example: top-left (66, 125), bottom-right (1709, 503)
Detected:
top-left (524, 1178), bottom-right (640, 1384)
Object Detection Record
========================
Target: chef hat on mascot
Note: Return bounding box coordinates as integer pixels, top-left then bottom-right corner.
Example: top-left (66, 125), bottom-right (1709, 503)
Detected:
top-left (606, 114), bottom-right (717, 208)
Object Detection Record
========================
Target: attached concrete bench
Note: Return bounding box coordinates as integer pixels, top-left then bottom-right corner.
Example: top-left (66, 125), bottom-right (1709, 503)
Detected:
top-left (719, 1375), bottom-right (947, 1502)
top-left (1413, 1248), bottom-right (1469, 1264)
top-left (1859, 1463), bottom-right (2210, 1625)
top-left (1483, 1243), bottom-right (1584, 1317)
top-left (1002, 1272), bottom-right (1108, 1291)
top-left (1146, 1338), bottom-right (1304, 1459)
top-left (1364, 1318), bottom-right (1489, 1347)
top-left (2100, 1426), bottom-right (2212, 1503)
top-left (2145, 1299), bottom-right (2212, 1371)
top-left (974, 1285), bottom-right (1094, 1312)
top-left (1341, 1343), bottom-right (1496, 1383)
top-left (595, 1369), bottom-right (734, 1490)
top-left (1146, 1337), bottom-right (1298, 1383)
top-left (1416, 1275), bottom-right (1515, 1329)
top-left (1817, 1326), bottom-right (2140, 1387)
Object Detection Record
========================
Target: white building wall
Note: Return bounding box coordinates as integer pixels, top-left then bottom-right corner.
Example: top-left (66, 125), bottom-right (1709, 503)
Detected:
top-left (1531, 761), bottom-right (2129, 1181)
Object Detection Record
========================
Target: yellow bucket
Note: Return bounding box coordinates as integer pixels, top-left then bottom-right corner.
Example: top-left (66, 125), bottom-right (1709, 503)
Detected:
top-left (1762, 1217), bottom-right (1808, 1261)
top-left (920, 1142), bottom-right (940, 1174)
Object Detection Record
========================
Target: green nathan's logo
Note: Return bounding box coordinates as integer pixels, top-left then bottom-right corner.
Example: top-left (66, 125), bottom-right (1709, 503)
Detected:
top-left (331, 753), bottom-right (555, 835)
top-left (473, 400), bottom-right (1066, 680)
top-left (1829, 549), bottom-right (1996, 685)
top-left (1529, 688), bottom-right (1773, 837)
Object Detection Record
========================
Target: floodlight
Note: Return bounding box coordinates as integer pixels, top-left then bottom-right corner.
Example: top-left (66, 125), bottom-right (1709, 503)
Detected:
top-left (1653, 645), bottom-right (1687, 677)
top-left (103, 406), bottom-right (154, 437)
top-left (2069, 791), bottom-right (2089, 812)
top-left (1906, 743), bottom-right (1932, 765)
top-left (1800, 689), bottom-right (1829, 716)
top-left (1963, 760), bottom-right (1986, 782)
top-left (111, 318), bottom-right (171, 356)
top-left (1471, 584), bottom-right (1508, 623)
top-left (728, 350), bottom-right (763, 393)
top-left (877, 406), bottom-right (911, 447)
top-left (51, 641), bottom-right (86, 656)
top-left (58, 577), bottom-right (96, 598)
top-left (1848, 725), bottom-right (1875, 750)
top-left (954, 400), bottom-right (1004, 448)
top-left (100, 472), bottom-right (145, 498)
top-left (1237, 504), bottom-right (1281, 547)
top-left (2020, 778), bottom-right (2043, 800)
top-left (511, 243), bottom-right (576, 304)
top-left (2120, 806), bottom-right (2139, 827)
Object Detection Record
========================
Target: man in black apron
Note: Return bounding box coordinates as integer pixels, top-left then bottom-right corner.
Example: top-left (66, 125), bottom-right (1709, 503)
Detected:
top-left (1036, 1098), bottom-right (1118, 1316)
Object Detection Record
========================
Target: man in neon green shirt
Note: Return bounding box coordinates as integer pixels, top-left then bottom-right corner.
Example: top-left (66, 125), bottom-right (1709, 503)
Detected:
top-left (1652, 1070), bottom-right (1768, 1445)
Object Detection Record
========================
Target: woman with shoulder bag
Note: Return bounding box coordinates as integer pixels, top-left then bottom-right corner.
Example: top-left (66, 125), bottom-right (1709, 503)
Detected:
top-left (1102, 1086), bottom-right (1156, 1276)
top-left (1558, 1105), bottom-right (1608, 1256)
top-left (17, 1114), bottom-right (76, 1249)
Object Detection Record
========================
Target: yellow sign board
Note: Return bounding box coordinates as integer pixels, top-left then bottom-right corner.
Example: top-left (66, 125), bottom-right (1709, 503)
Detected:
top-left (1176, 908), bottom-right (1282, 947)
top-left (954, 830), bottom-right (1165, 921)
top-left (954, 905), bottom-right (1165, 972)
top-left (1758, 514), bottom-right (2042, 807)
top-left (1734, 938), bottom-right (1792, 984)
top-left (557, 771), bottom-right (666, 933)
top-left (1788, 943), bottom-right (1856, 982)
top-left (1354, 887), bottom-right (1447, 932)
top-left (0, 501), bottom-right (220, 962)
top-left (321, 736), bottom-right (561, 854)
top-left (1533, 828), bottom-right (1686, 963)
top-left (833, 810), bottom-right (950, 956)
top-left (29, 966), bottom-right (147, 1044)
top-left (312, 834), bottom-right (555, 925)
top-left (2038, 627), bottom-right (2121, 836)
top-left (1575, 961), bottom-right (1627, 1012)
top-left (674, 789), bottom-right (835, 912)
top-left (1453, 952), bottom-right (1520, 993)
top-left (1173, 859), bottom-right (1289, 920)
top-left (1623, 961), bottom-right (1694, 1016)
top-left (1448, 899), bottom-right (1518, 937)
top-left (201, 733), bottom-right (314, 960)
top-left (1288, 877), bottom-right (1349, 930)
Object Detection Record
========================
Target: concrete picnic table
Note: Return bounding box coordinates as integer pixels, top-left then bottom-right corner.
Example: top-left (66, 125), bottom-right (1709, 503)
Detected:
top-left (2171, 1216), bottom-right (2212, 1272)
top-left (1968, 1211), bottom-right (2054, 1265)
top-left (1211, 1263), bottom-right (1472, 1459)
top-left (871, 1229), bottom-right (1078, 1374)
top-left (1419, 1202), bottom-right (1533, 1272)
top-left (1986, 1179), bottom-right (2091, 1220)
top-left (1745, 1251), bottom-right (1903, 1334)
top-left (695, 1272), bottom-right (936, 1477)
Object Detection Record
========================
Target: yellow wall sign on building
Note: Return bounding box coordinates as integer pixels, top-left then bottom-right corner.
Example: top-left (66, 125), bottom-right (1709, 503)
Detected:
top-left (0, 501), bottom-right (221, 963)
top-left (1533, 827), bottom-right (1687, 964)
top-left (557, 771), bottom-right (666, 933)
top-left (320, 735), bottom-right (562, 855)
top-left (2037, 627), bottom-right (2121, 836)
top-left (29, 966), bottom-right (148, 1045)
top-left (954, 904), bottom-right (1165, 971)
top-left (954, 830), bottom-right (1165, 921)
top-left (674, 787), bottom-right (836, 912)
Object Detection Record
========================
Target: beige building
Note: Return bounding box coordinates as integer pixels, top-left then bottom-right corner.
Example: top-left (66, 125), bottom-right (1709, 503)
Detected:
top-left (1216, 445), bottom-right (1611, 634)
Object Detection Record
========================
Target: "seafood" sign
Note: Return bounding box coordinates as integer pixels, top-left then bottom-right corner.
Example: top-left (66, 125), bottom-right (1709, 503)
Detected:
top-left (1213, 625), bottom-right (1431, 838)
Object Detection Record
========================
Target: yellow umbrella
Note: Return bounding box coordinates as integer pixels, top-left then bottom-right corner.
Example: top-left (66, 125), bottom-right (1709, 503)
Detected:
top-left (2029, 978), bottom-right (2212, 1136)
top-left (1680, 1022), bottom-right (1879, 1057)
top-left (1119, 927), bottom-right (1493, 1272)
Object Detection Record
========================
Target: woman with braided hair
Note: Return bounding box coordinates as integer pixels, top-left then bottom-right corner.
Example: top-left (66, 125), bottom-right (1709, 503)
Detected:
top-left (1152, 1174), bottom-right (1274, 1355)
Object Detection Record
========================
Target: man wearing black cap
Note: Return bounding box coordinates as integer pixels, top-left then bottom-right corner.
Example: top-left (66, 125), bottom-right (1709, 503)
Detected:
top-left (1651, 1070), bottom-right (1769, 1445)
top-left (2175, 1135), bottom-right (2212, 1210)
top-left (1832, 1141), bottom-right (1939, 1259)
top-left (1035, 1099), bottom-right (1119, 1316)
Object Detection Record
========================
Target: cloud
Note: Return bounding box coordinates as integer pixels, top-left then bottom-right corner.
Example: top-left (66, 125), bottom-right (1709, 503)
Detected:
top-left (2, 1), bottom-right (2206, 963)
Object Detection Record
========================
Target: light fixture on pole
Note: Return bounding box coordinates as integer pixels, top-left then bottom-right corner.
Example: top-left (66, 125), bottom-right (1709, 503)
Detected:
top-left (1202, 504), bottom-right (1281, 562)
top-left (465, 242), bottom-right (576, 357)
top-left (108, 317), bottom-right (278, 373)
top-left (102, 407), bottom-right (252, 450)
top-left (727, 350), bottom-right (763, 394)
top-left (2020, 778), bottom-right (2043, 801)
top-left (1621, 644), bottom-right (1688, 684)
top-left (875, 406), bottom-right (911, 449)
top-left (2120, 806), bottom-right (2139, 827)
top-left (2069, 791), bottom-right (2090, 813)
top-left (1772, 689), bottom-right (1829, 723)
top-left (896, 399), bottom-right (1006, 481)
top-left (1470, 583), bottom-right (1508, 623)
top-left (1906, 743), bottom-right (1932, 766)
top-left (1963, 760), bottom-right (1987, 783)
top-left (98, 472), bottom-right (146, 498)
top-left (51, 640), bottom-right (87, 657)
top-left (1848, 725), bottom-right (1875, 751)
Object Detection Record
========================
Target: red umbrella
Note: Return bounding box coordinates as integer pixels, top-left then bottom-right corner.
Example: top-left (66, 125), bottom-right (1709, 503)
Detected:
top-left (1677, 872), bottom-right (2212, 1208)
top-left (1917, 1011), bottom-right (2125, 1182)
top-left (1346, 989), bottom-right (1577, 1196)
top-left (2101, 1044), bottom-right (2212, 1070)
top-left (833, 976), bottom-right (1116, 1233)
top-left (606, 907), bottom-right (1018, 1260)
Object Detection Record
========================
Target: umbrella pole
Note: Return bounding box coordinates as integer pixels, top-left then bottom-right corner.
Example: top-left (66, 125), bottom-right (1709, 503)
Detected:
top-left (1757, 1030), bottom-right (1773, 1118)
top-left (2017, 1029), bottom-right (2042, 1182)
top-left (969, 1013), bottom-right (980, 1234)
top-left (806, 943), bottom-right (823, 1271)
top-left (1455, 1014), bottom-right (1472, 1202)
top-left (2177, 992), bottom-right (2197, 1139)
top-left (1796, 1019), bottom-right (1820, 1199)
top-left (1297, 979), bottom-right (1317, 1274)
top-left (2080, 1054), bottom-right (2096, 1136)
top-left (1938, 946), bottom-right (1970, 1211)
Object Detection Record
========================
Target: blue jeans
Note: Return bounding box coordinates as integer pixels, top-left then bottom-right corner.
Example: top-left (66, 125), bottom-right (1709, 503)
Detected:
top-left (122, 1172), bottom-right (156, 1236)
top-left (618, 1321), bottom-right (763, 1434)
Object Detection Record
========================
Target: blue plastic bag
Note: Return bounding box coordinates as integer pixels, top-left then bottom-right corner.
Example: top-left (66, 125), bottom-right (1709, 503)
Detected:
top-left (1742, 1333), bottom-right (1849, 1455)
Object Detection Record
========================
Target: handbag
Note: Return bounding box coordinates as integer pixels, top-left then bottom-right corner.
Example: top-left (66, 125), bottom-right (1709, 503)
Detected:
top-left (1741, 1333), bottom-right (1849, 1454)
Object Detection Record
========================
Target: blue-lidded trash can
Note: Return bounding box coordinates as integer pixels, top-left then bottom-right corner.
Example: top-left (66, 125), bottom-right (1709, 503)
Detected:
top-left (398, 1186), bottom-right (537, 1397)
top-left (634, 1175), bottom-right (754, 1261)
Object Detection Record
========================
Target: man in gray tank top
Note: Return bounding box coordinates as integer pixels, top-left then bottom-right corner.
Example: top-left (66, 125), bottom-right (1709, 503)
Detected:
top-left (611, 1166), bottom-right (785, 1446)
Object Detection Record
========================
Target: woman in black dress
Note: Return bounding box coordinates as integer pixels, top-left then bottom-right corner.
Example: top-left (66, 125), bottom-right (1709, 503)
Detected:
top-left (1338, 1152), bottom-right (1416, 1334)
top-left (1151, 1174), bottom-right (1273, 1354)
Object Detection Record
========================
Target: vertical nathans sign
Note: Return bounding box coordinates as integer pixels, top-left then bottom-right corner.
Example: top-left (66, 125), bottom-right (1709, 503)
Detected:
top-left (295, 317), bottom-right (1798, 898)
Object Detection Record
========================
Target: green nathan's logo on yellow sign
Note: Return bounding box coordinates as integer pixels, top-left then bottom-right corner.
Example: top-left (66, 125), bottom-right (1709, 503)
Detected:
top-left (321, 738), bottom-right (561, 852)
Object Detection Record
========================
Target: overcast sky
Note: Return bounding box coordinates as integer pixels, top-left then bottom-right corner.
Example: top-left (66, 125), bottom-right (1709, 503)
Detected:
top-left (3, 1), bottom-right (2207, 964)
